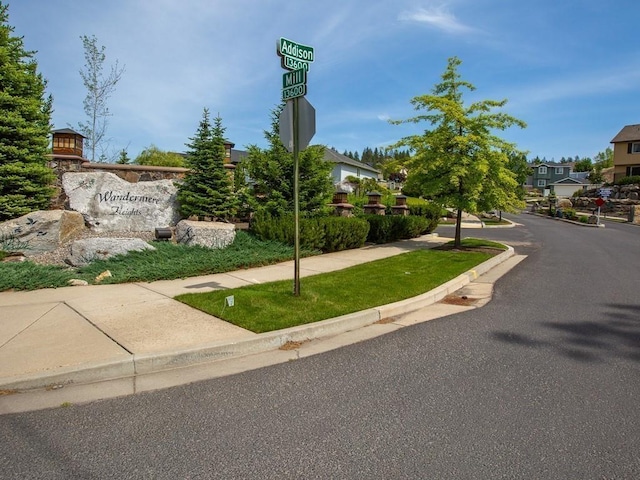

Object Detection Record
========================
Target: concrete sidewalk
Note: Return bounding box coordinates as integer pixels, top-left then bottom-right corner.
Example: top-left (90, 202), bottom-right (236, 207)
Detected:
top-left (0, 234), bottom-right (525, 413)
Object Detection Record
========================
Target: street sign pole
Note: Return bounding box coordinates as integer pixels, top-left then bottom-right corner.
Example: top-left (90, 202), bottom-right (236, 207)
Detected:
top-left (277, 37), bottom-right (315, 296)
top-left (293, 96), bottom-right (301, 296)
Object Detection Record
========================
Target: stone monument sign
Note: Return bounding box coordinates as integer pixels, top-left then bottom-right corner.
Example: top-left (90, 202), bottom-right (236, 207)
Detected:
top-left (63, 172), bottom-right (180, 232)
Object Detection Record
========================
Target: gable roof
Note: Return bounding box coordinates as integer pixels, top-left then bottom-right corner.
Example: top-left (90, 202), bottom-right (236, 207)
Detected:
top-left (550, 177), bottom-right (590, 186)
top-left (323, 148), bottom-right (381, 174)
top-left (529, 162), bottom-right (575, 169)
top-left (611, 124), bottom-right (640, 143)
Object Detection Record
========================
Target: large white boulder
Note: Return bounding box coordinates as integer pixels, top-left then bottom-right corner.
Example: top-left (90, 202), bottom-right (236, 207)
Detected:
top-left (63, 171), bottom-right (180, 232)
top-left (0, 210), bottom-right (85, 255)
top-left (66, 237), bottom-right (156, 267)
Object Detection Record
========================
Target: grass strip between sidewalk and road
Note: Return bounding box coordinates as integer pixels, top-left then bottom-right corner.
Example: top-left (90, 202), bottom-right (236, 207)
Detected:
top-left (176, 245), bottom-right (501, 333)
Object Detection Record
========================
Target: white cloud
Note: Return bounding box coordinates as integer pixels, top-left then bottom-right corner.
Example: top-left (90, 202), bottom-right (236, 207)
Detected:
top-left (398, 5), bottom-right (476, 34)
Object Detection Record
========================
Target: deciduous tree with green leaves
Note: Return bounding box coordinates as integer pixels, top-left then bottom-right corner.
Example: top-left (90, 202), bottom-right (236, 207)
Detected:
top-left (177, 109), bottom-right (238, 221)
top-left (243, 104), bottom-right (333, 216)
top-left (0, 2), bottom-right (55, 221)
top-left (392, 57), bottom-right (526, 247)
top-left (134, 145), bottom-right (185, 167)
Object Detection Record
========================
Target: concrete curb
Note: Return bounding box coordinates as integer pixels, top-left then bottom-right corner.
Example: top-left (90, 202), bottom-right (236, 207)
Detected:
top-left (1, 247), bottom-right (515, 391)
top-left (0, 358), bottom-right (135, 392)
top-left (526, 211), bottom-right (605, 227)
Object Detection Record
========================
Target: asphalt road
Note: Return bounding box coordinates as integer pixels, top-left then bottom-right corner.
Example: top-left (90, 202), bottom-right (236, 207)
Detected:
top-left (1, 214), bottom-right (639, 479)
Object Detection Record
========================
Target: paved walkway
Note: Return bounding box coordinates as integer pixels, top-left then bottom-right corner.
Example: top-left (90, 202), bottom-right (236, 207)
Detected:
top-left (0, 231), bottom-right (525, 413)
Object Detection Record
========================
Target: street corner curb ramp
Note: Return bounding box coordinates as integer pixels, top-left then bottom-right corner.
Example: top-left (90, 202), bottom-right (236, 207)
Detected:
top-left (0, 247), bottom-right (514, 392)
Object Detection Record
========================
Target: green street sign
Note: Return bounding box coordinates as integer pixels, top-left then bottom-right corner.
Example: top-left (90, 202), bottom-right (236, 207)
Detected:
top-left (282, 84), bottom-right (307, 101)
top-left (277, 38), bottom-right (314, 62)
top-left (281, 55), bottom-right (310, 72)
top-left (282, 68), bottom-right (306, 89)
top-left (277, 37), bottom-right (314, 72)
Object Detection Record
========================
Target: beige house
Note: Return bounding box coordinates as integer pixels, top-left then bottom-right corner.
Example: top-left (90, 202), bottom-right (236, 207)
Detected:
top-left (611, 124), bottom-right (640, 182)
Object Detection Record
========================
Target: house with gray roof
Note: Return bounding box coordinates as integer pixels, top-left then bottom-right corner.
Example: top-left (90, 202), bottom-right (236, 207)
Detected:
top-left (322, 148), bottom-right (381, 185)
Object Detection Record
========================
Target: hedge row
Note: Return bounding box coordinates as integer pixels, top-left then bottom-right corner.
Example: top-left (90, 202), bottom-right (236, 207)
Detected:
top-left (250, 213), bottom-right (370, 253)
top-left (363, 214), bottom-right (432, 244)
top-left (250, 209), bottom-right (441, 252)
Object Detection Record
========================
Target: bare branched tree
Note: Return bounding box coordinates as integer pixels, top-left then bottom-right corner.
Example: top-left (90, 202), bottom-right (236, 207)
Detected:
top-left (77, 35), bottom-right (124, 162)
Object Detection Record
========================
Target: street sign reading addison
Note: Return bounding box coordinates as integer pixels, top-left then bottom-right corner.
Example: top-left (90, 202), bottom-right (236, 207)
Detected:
top-left (278, 38), bottom-right (314, 63)
top-left (277, 38), bottom-right (314, 72)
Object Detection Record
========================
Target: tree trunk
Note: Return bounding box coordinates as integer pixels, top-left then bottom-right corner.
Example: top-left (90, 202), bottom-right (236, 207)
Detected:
top-left (455, 208), bottom-right (462, 248)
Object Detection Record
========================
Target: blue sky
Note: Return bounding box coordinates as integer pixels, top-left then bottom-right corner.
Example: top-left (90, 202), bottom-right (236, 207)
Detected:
top-left (8, 0), bottom-right (640, 162)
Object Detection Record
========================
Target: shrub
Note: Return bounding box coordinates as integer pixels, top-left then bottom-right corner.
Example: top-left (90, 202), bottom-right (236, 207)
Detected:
top-left (579, 216), bottom-right (589, 223)
top-left (249, 211), bottom-right (369, 253)
top-left (408, 202), bottom-right (443, 232)
top-left (320, 217), bottom-right (370, 252)
top-left (563, 208), bottom-right (577, 220)
top-left (615, 176), bottom-right (640, 186)
top-left (363, 215), bottom-right (430, 244)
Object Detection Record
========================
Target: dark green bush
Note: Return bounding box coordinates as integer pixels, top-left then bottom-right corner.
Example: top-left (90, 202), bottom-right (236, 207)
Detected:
top-left (363, 215), bottom-right (430, 244)
top-left (249, 212), bottom-right (369, 253)
top-left (321, 217), bottom-right (370, 252)
top-left (249, 210), bottom-right (293, 245)
top-left (408, 202), bottom-right (443, 232)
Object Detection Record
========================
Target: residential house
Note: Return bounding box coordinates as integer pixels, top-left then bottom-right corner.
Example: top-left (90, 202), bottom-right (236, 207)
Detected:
top-left (322, 148), bottom-right (381, 185)
top-left (528, 163), bottom-right (593, 198)
top-left (610, 124), bottom-right (640, 182)
top-left (230, 146), bottom-right (381, 186)
top-left (530, 162), bottom-right (573, 192)
top-left (549, 174), bottom-right (591, 198)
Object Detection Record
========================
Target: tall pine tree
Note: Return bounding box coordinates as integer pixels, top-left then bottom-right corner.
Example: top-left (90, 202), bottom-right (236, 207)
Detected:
top-left (177, 109), bottom-right (238, 221)
top-left (0, 2), bottom-right (54, 221)
top-left (243, 104), bottom-right (333, 216)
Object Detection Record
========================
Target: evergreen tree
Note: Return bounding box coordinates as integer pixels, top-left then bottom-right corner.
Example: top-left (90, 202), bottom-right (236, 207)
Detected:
top-left (177, 109), bottom-right (238, 220)
top-left (116, 148), bottom-right (130, 164)
top-left (243, 104), bottom-right (333, 216)
top-left (0, 2), bottom-right (54, 221)
top-left (392, 57), bottom-right (526, 247)
top-left (361, 147), bottom-right (372, 165)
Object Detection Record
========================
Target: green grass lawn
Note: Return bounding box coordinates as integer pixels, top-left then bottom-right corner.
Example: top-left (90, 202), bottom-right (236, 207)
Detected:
top-left (0, 231), bottom-right (308, 291)
top-left (176, 247), bottom-right (498, 333)
top-left (481, 219), bottom-right (512, 226)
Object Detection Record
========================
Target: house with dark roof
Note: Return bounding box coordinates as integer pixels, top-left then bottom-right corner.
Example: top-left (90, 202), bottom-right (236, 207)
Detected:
top-left (529, 162), bottom-right (574, 190)
top-left (527, 162), bottom-right (594, 197)
top-left (322, 148), bottom-right (381, 185)
top-left (610, 124), bottom-right (640, 181)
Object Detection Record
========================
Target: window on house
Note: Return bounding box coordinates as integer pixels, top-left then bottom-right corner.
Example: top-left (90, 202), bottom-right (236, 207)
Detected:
top-left (555, 167), bottom-right (563, 174)
top-left (627, 166), bottom-right (640, 176)
top-left (537, 179), bottom-right (546, 187)
top-left (538, 166), bottom-right (547, 174)
top-left (632, 143), bottom-right (640, 154)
